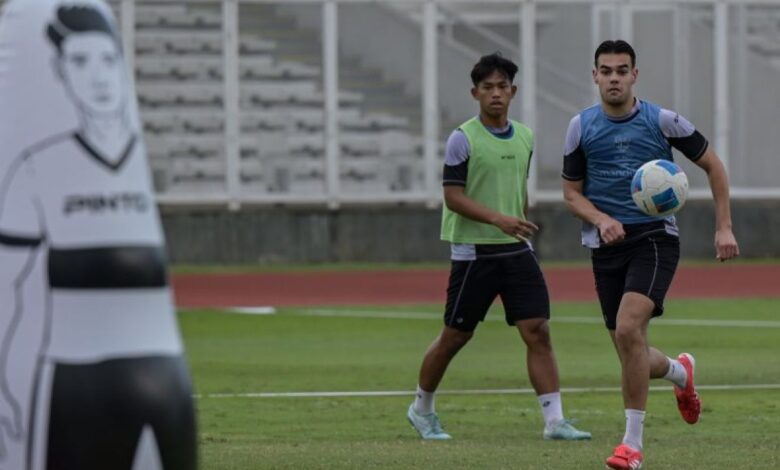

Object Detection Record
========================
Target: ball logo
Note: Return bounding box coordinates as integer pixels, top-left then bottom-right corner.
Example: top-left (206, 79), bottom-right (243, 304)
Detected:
top-left (651, 187), bottom-right (681, 214)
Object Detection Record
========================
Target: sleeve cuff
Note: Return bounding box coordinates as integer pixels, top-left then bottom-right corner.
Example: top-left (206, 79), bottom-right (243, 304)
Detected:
top-left (0, 231), bottom-right (43, 247)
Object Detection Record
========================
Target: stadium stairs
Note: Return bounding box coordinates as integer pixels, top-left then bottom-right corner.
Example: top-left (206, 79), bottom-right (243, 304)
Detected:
top-left (133, 2), bottom-right (429, 198)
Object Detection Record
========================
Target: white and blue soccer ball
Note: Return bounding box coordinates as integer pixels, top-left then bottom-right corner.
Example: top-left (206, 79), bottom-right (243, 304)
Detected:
top-left (631, 159), bottom-right (689, 217)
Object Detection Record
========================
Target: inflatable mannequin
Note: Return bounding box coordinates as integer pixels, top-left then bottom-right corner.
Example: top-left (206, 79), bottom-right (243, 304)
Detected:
top-left (0, 1), bottom-right (197, 468)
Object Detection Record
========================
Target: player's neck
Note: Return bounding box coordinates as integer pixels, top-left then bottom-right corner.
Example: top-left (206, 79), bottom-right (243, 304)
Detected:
top-left (479, 112), bottom-right (509, 130)
top-left (600, 96), bottom-right (637, 118)
top-left (80, 115), bottom-right (133, 161)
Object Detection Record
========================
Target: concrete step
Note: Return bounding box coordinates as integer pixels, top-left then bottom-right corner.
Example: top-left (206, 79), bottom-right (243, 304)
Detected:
top-left (340, 79), bottom-right (407, 94)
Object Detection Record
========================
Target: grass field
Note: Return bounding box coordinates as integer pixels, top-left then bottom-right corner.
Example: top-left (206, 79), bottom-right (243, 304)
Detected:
top-left (180, 299), bottom-right (780, 469)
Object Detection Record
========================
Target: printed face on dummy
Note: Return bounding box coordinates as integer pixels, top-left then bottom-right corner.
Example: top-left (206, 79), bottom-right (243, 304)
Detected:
top-left (58, 32), bottom-right (126, 116)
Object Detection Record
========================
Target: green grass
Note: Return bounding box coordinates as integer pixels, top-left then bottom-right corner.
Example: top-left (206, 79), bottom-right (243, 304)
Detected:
top-left (180, 299), bottom-right (780, 469)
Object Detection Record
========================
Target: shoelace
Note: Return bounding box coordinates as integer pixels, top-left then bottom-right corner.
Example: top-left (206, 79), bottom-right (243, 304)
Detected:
top-left (426, 415), bottom-right (444, 433)
top-left (556, 418), bottom-right (580, 429)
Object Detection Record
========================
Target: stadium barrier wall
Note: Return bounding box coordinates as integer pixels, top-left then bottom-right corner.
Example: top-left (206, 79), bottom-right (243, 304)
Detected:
top-left (161, 200), bottom-right (778, 264)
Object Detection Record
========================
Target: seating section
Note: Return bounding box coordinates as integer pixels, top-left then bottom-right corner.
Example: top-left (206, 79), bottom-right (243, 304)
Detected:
top-left (134, 3), bottom-right (426, 197)
top-left (747, 6), bottom-right (780, 58)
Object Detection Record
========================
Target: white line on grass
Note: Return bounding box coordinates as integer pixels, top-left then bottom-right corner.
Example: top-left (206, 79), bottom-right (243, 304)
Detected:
top-left (285, 309), bottom-right (780, 328)
top-left (198, 383), bottom-right (780, 399)
top-left (226, 306), bottom-right (277, 315)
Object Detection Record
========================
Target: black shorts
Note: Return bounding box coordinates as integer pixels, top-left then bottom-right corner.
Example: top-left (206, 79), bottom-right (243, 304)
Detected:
top-left (444, 250), bottom-right (550, 332)
top-left (591, 234), bottom-right (680, 330)
top-left (46, 355), bottom-right (197, 470)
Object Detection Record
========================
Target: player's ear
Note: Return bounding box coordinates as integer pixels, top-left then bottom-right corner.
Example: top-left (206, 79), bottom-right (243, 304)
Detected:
top-left (510, 84), bottom-right (517, 98)
top-left (51, 57), bottom-right (65, 81)
top-left (470, 86), bottom-right (478, 99)
top-left (592, 68), bottom-right (598, 84)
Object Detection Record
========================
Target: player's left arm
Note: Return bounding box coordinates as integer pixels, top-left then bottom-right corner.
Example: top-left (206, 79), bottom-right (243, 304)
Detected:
top-left (692, 147), bottom-right (740, 262)
top-left (523, 151), bottom-right (532, 219)
top-left (523, 189), bottom-right (528, 219)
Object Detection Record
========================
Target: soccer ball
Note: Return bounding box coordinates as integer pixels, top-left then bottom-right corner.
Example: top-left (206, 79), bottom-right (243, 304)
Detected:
top-left (630, 159), bottom-right (688, 217)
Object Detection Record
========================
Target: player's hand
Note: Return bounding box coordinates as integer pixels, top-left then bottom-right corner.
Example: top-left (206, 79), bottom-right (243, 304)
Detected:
top-left (714, 228), bottom-right (739, 262)
top-left (493, 215), bottom-right (539, 240)
top-left (595, 215), bottom-right (625, 245)
top-left (0, 390), bottom-right (23, 460)
top-left (0, 391), bottom-right (23, 441)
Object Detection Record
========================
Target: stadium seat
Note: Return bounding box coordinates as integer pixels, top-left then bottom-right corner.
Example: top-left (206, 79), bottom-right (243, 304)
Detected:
top-left (240, 61), bottom-right (320, 80)
top-left (136, 56), bottom-right (319, 82)
top-left (146, 135), bottom-right (223, 159)
top-left (239, 87), bottom-right (363, 108)
top-left (136, 5), bottom-right (221, 29)
top-left (138, 83), bottom-right (223, 107)
top-left (261, 156), bottom-right (326, 193)
top-left (136, 32), bottom-right (222, 55)
top-left (239, 37), bottom-right (280, 55)
top-left (170, 156), bottom-right (225, 182)
top-left (136, 31), bottom-right (276, 56)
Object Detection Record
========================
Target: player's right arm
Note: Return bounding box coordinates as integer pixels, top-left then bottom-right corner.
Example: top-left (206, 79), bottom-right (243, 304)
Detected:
top-left (443, 130), bottom-right (538, 240)
top-left (561, 115), bottom-right (625, 244)
top-left (562, 180), bottom-right (624, 245)
top-left (0, 248), bottom-right (36, 445)
top-left (0, 157), bottom-right (44, 446)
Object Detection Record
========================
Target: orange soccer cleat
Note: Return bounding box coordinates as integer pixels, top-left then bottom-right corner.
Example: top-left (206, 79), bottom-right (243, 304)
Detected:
top-left (674, 352), bottom-right (701, 424)
top-left (605, 443), bottom-right (643, 470)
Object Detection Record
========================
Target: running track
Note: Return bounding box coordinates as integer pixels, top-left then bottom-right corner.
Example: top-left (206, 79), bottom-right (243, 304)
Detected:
top-left (172, 264), bottom-right (780, 308)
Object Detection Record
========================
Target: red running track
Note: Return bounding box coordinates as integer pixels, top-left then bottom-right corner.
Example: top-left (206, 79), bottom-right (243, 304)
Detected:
top-left (172, 264), bottom-right (780, 308)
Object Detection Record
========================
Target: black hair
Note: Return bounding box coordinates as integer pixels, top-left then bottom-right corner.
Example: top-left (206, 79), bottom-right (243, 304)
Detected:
top-left (47, 5), bottom-right (118, 53)
top-left (470, 52), bottom-right (518, 86)
top-left (594, 40), bottom-right (636, 68)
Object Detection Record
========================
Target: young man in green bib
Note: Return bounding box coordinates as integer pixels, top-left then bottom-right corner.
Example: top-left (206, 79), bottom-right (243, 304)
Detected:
top-left (407, 53), bottom-right (590, 441)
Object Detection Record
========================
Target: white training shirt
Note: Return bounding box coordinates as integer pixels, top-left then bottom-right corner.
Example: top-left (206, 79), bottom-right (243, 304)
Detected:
top-left (0, 131), bottom-right (183, 362)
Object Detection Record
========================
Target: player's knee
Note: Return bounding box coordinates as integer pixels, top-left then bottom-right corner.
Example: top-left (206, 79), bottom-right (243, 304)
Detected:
top-left (518, 319), bottom-right (551, 349)
top-left (613, 324), bottom-right (643, 348)
top-left (439, 328), bottom-right (473, 352)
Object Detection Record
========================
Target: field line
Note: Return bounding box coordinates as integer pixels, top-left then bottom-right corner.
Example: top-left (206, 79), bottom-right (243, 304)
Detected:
top-left (198, 383), bottom-right (780, 399)
top-left (282, 308), bottom-right (780, 328)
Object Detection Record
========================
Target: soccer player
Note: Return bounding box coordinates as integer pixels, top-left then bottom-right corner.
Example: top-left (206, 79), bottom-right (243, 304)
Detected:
top-left (0, 4), bottom-right (195, 468)
top-left (406, 52), bottom-right (590, 442)
top-left (561, 40), bottom-right (739, 469)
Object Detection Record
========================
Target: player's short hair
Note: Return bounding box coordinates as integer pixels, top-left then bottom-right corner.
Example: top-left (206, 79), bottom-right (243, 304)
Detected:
top-left (594, 40), bottom-right (636, 68)
top-left (470, 52), bottom-right (518, 86)
top-left (47, 5), bottom-right (118, 53)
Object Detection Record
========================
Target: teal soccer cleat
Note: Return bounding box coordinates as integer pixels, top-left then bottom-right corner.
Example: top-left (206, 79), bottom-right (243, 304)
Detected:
top-left (543, 419), bottom-right (592, 441)
top-left (406, 404), bottom-right (452, 440)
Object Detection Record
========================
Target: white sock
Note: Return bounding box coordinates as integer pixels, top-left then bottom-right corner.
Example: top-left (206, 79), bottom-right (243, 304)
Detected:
top-left (537, 392), bottom-right (564, 428)
top-left (413, 385), bottom-right (435, 415)
top-left (622, 409), bottom-right (645, 451)
top-left (664, 357), bottom-right (688, 389)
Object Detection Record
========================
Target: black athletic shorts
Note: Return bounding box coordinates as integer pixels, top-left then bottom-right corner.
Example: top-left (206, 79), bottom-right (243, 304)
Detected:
top-left (443, 249), bottom-right (550, 332)
top-left (46, 355), bottom-right (197, 470)
top-left (591, 233), bottom-right (680, 330)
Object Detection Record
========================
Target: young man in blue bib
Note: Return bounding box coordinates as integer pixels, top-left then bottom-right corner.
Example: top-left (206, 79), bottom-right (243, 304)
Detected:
top-left (406, 53), bottom-right (590, 442)
top-left (561, 40), bottom-right (739, 470)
